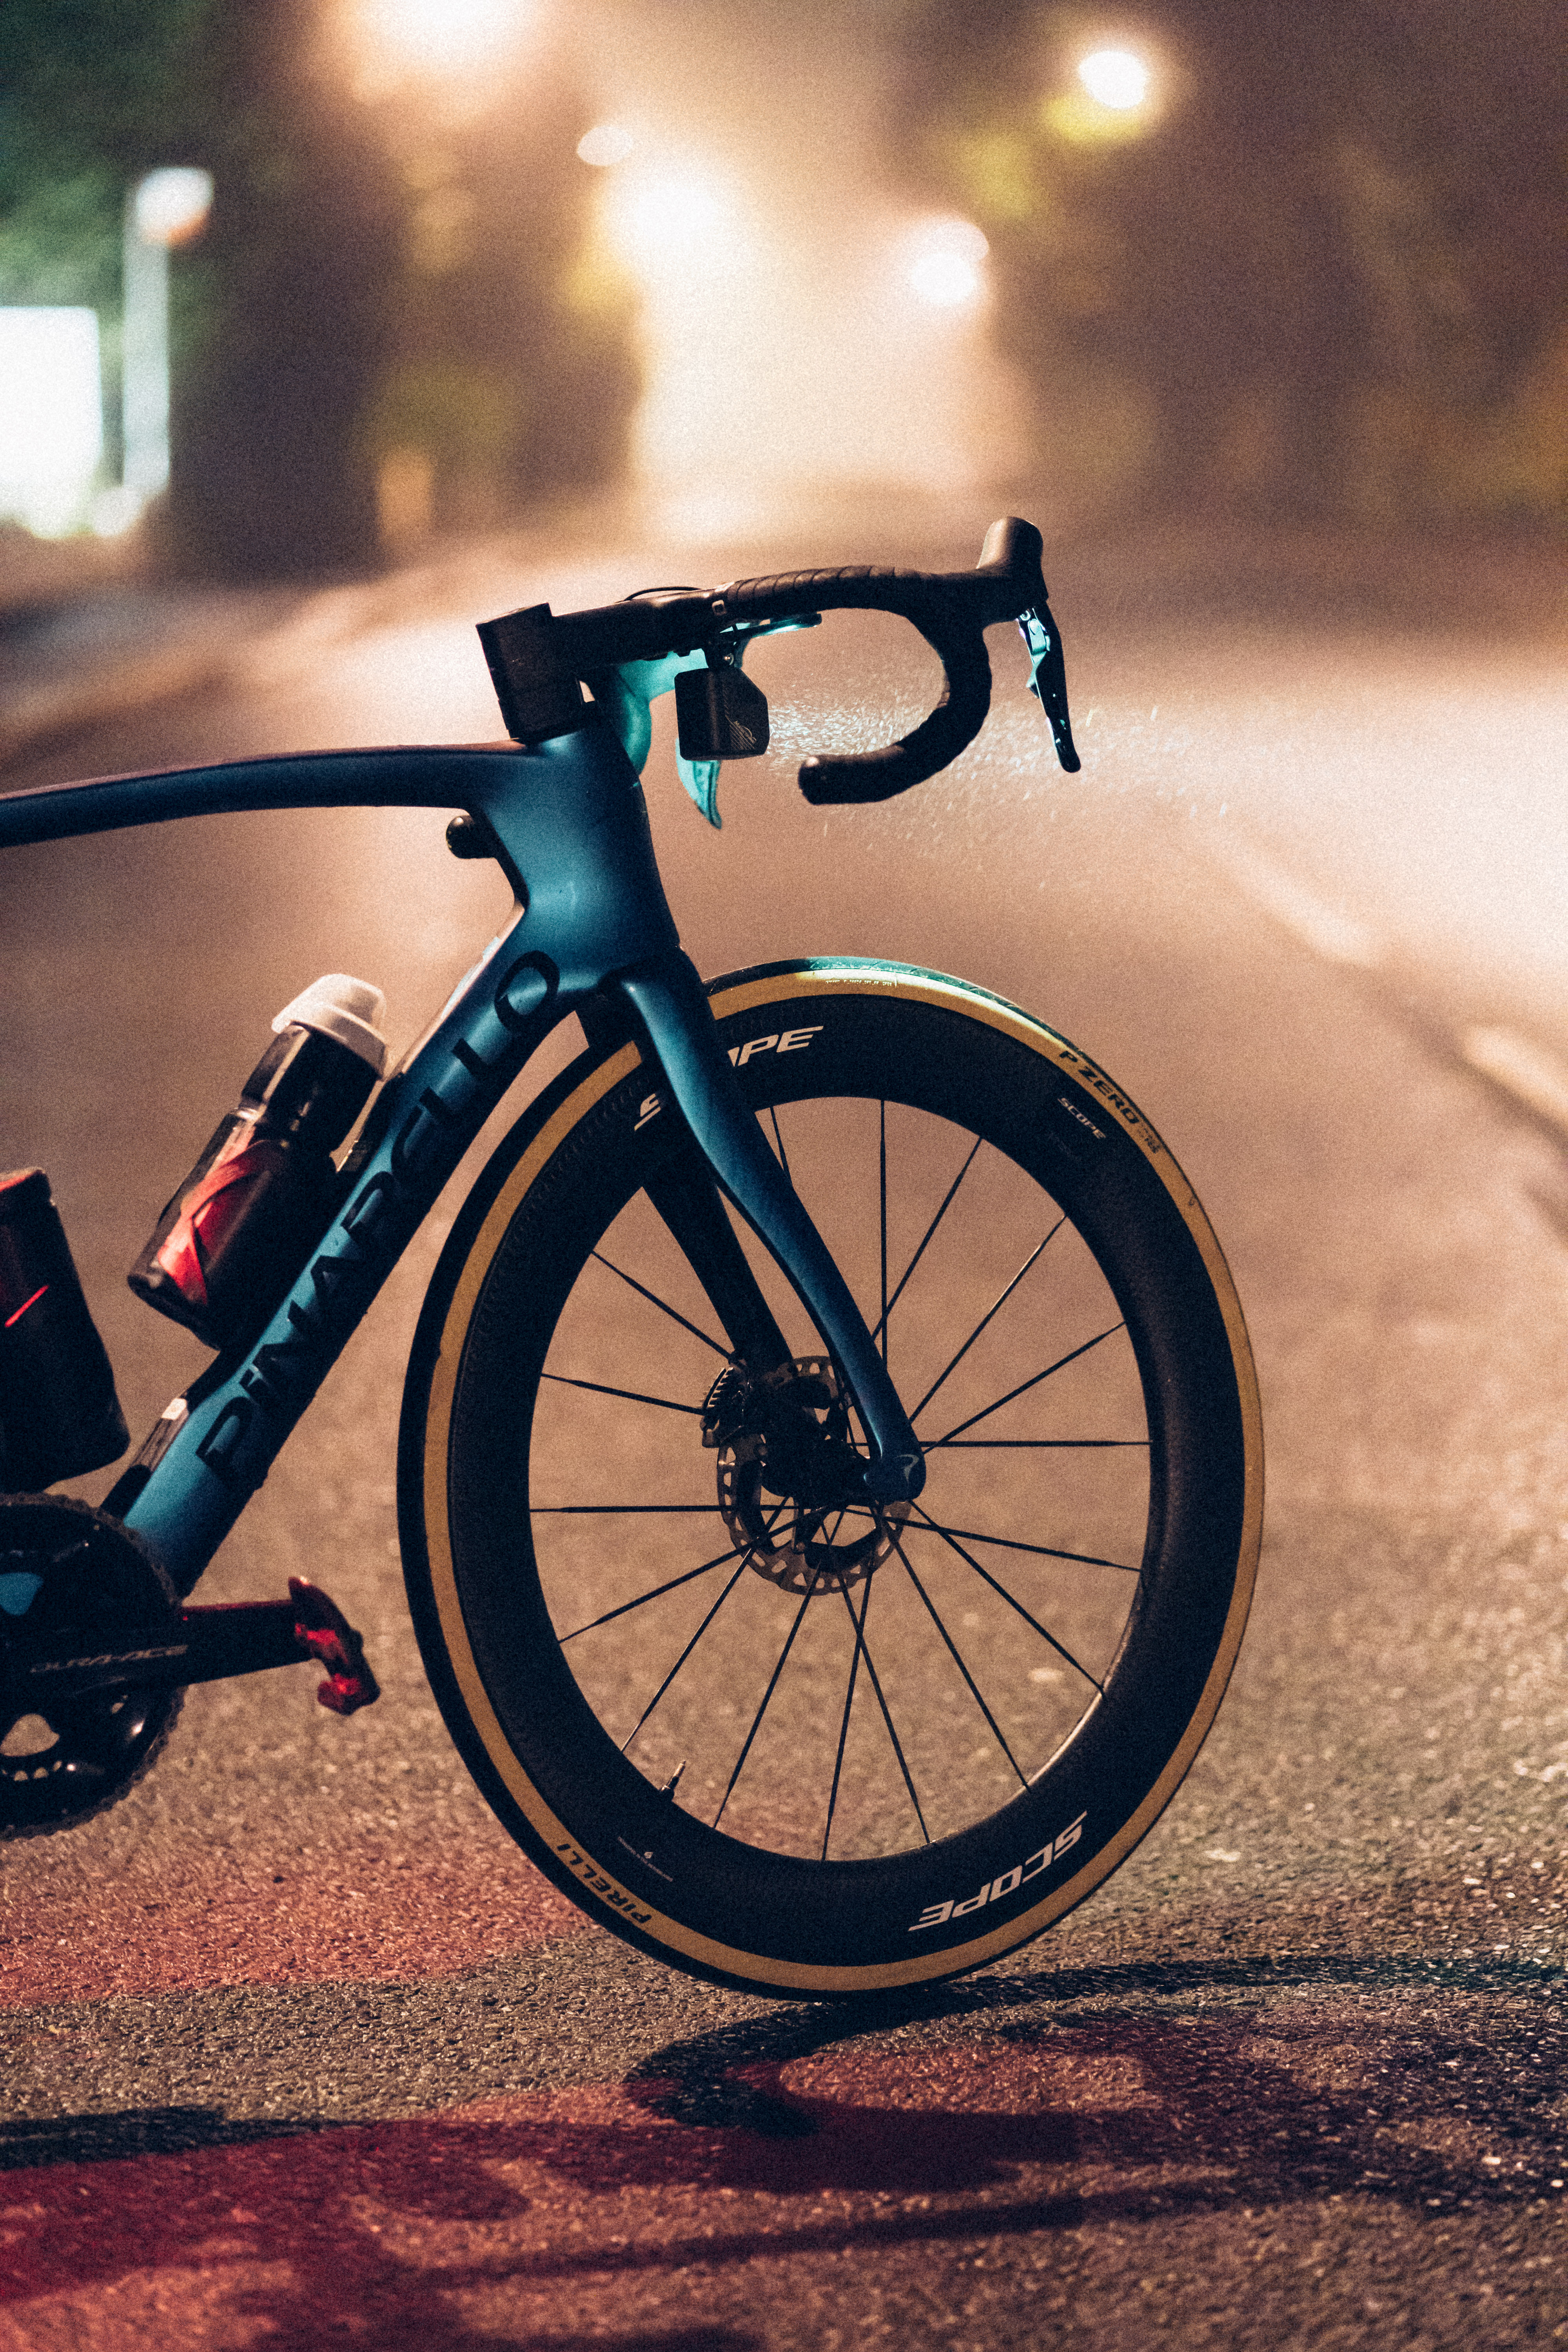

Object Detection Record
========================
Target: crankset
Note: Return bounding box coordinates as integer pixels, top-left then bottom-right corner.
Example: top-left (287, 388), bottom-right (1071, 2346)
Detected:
top-left (0, 1494), bottom-right (378, 1840)
top-left (702, 1356), bottom-right (911, 1597)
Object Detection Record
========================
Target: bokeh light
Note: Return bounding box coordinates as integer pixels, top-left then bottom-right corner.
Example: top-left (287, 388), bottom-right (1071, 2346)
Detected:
top-left (1077, 49), bottom-right (1151, 109)
top-left (131, 167), bottom-right (214, 250)
top-left (357, 0), bottom-right (534, 74)
top-left (904, 218), bottom-right (989, 310)
top-left (603, 162), bottom-right (735, 278)
top-left (577, 122), bottom-right (634, 169)
top-left (1045, 44), bottom-right (1159, 144)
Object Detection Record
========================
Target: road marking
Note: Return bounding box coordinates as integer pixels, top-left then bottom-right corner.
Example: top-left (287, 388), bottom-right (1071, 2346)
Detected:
top-left (1208, 834), bottom-right (1383, 968)
top-left (1461, 1026), bottom-right (1568, 1138)
top-left (1207, 838), bottom-right (1568, 1146)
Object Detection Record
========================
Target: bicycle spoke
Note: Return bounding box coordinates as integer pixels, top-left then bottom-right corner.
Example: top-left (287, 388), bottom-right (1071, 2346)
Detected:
top-left (933, 1321), bottom-right (1125, 1446)
top-left (619, 1556), bottom-right (755, 1753)
top-left (541, 1371), bottom-right (704, 1416)
top-left (767, 1104), bottom-right (791, 1184)
top-left (561, 1541), bottom-right (748, 1642)
top-left (712, 1566), bottom-right (824, 1830)
top-left (621, 1505), bottom-right (789, 1750)
top-left (535, 1503), bottom-right (719, 1514)
top-left (837, 1578), bottom-right (930, 1844)
top-left (590, 1250), bottom-right (727, 1356)
top-left (870, 1133), bottom-right (983, 1351)
top-left (907, 1218), bottom-right (1065, 1425)
top-left (890, 1532), bottom-right (1028, 1789)
top-left (821, 1566), bottom-right (873, 1860)
top-left (912, 1514), bottom-right (1136, 1574)
top-left (908, 1507), bottom-right (1104, 1688)
top-left (926, 1436), bottom-right (1148, 1450)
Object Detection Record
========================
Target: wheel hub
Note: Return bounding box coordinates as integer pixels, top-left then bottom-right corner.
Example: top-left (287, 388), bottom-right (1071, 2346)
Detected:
top-left (703, 1356), bottom-right (910, 1597)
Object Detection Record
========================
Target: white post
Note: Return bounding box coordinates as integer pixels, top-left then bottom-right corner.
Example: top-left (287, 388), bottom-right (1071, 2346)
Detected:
top-left (122, 168), bottom-right (213, 515)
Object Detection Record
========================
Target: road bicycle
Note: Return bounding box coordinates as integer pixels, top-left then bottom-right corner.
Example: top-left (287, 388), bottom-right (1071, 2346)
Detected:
top-left (0, 519), bottom-right (1261, 1998)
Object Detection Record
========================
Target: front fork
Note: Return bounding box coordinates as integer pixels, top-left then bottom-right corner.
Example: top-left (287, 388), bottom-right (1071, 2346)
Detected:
top-left (613, 956), bottom-right (925, 1503)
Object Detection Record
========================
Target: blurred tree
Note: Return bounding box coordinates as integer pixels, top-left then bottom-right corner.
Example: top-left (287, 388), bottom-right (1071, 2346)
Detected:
top-left (352, 53), bottom-right (638, 557)
top-left (891, 0), bottom-right (1567, 526)
top-left (1, 0), bottom-right (638, 577)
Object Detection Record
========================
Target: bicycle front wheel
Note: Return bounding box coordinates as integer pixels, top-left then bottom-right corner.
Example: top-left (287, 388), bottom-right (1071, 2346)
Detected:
top-left (398, 960), bottom-right (1262, 1996)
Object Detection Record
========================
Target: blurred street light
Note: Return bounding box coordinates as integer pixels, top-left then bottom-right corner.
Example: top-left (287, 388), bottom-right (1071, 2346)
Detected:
top-left (1078, 49), bottom-right (1152, 109)
top-left (356, 0), bottom-right (534, 77)
top-left (581, 0), bottom-right (1025, 530)
top-left (603, 160), bottom-right (735, 278)
top-left (343, 0), bottom-right (539, 109)
top-left (119, 166), bottom-right (214, 525)
top-left (1045, 44), bottom-right (1159, 143)
top-left (132, 167), bottom-right (215, 249)
top-left (577, 122), bottom-right (634, 168)
top-left (904, 218), bottom-right (989, 310)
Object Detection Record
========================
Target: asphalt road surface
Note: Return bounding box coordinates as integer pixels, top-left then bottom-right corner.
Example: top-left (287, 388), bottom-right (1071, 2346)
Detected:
top-left (3, 512), bottom-right (1568, 2350)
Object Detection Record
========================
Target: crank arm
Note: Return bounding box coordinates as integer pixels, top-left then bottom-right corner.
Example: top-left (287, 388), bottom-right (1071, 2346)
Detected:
top-left (5, 1576), bottom-right (379, 1715)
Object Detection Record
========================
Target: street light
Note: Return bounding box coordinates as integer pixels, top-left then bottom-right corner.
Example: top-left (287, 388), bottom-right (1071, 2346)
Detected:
top-left (602, 160), bottom-right (735, 280)
top-left (577, 123), bottom-right (635, 169)
top-left (344, 0), bottom-right (538, 102)
top-left (1044, 45), bottom-right (1160, 143)
top-left (119, 166), bottom-right (213, 524)
top-left (904, 218), bottom-right (989, 310)
top-left (1078, 49), bottom-right (1152, 109)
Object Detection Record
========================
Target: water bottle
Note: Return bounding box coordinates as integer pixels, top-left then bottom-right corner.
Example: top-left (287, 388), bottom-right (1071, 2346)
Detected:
top-left (129, 975), bottom-right (388, 1352)
top-left (0, 1170), bottom-right (130, 1491)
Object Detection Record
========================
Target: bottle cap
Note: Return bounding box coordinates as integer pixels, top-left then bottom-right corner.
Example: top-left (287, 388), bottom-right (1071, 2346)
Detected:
top-left (272, 975), bottom-right (389, 1075)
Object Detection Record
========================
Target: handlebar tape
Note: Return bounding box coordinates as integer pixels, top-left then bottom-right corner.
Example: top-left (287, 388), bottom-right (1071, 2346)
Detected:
top-left (477, 517), bottom-right (1054, 806)
top-left (715, 517), bottom-right (1049, 804)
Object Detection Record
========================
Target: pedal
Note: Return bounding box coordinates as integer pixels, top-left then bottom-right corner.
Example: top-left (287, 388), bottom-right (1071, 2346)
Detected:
top-left (170, 1578), bottom-right (379, 1714)
top-left (285, 1576), bottom-right (380, 1715)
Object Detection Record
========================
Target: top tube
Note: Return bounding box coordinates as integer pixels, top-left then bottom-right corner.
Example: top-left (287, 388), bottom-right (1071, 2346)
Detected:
top-left (0, 745), bottom-right (535, 852)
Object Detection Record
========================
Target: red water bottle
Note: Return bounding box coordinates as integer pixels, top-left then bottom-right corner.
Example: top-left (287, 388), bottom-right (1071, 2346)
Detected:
top-left (129, 975), bottom-right (388, 1352)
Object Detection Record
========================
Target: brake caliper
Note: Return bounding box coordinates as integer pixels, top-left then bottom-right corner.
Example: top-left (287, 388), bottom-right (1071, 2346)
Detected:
top-left (702, 1357), bottom-right (909, 1597)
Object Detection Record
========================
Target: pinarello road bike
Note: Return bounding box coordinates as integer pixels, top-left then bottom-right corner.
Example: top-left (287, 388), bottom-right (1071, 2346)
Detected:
top-left (0, 519), bottom-right (1261, 1998)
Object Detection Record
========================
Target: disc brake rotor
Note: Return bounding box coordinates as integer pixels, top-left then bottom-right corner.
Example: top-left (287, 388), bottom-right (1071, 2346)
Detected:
top-left (707, 1356), bottom-right (910, 1597)
top-left (0, 1495), bottom-right (183, 1839)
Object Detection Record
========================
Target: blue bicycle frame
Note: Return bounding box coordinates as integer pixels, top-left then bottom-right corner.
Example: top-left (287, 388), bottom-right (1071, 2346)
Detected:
top-left (0, 718), bottom-right (924, 1596)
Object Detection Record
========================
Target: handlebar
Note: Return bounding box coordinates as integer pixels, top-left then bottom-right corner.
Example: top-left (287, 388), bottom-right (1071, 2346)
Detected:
top-left (477, 515), bottom-right (1080, 807)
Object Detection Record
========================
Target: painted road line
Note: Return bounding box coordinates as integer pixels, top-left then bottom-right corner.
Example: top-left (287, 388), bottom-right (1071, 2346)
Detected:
top-left (1462, 1026), bottom-right (1568, 1139)
top-left (1207, 833), bottom-right (1384, 969)
top-left (1212, 837), bottom-right (1568, 1142)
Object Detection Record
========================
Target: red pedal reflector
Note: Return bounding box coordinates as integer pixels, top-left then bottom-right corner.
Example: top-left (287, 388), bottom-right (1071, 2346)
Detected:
top-left (288, 1576), bottom-right (380, 1715)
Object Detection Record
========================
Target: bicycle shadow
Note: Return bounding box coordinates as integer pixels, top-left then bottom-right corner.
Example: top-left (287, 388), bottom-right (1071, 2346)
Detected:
top-left (3, 1947), bottom-right (1564, 2344)
top-left (607, 1946), bottom-right (1568, 2220)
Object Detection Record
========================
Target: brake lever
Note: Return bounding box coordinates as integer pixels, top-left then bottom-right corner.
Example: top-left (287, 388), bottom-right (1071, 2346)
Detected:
top-left (592, 614), bottom-right (820, 830)
top-left (589, 647), bottom-right (724, 824)
top-left (1019, 606), bottom-right (1081, 772)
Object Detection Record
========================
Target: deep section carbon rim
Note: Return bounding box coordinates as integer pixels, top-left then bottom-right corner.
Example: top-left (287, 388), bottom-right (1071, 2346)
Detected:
top-left (400, 964), bottom-right (1261, 1994)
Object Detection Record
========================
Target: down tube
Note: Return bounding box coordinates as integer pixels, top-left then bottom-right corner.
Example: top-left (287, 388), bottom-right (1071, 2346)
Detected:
top-left (122, 940), bottom-right (571, 1593)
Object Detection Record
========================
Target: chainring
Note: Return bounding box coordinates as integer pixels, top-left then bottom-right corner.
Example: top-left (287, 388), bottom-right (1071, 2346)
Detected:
top-left (710, 1356), bottom-right (910, 1597)
top-left (0, 1495), bottom-right (183, 1840)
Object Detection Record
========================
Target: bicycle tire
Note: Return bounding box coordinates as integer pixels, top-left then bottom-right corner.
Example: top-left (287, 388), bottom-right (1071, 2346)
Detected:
top-left (398, 959), bottom-right (1262, 1996)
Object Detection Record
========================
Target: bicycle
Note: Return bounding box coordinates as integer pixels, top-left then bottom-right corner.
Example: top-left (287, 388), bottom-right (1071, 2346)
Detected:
top-left (0, 518), bottom-right (1261, 1998)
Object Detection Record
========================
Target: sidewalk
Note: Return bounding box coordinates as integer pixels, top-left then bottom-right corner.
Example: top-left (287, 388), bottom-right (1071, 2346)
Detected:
top-left (0, 581), bottom-right (301, 769)
top-left (0, 496), bottom-right (647, 774)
